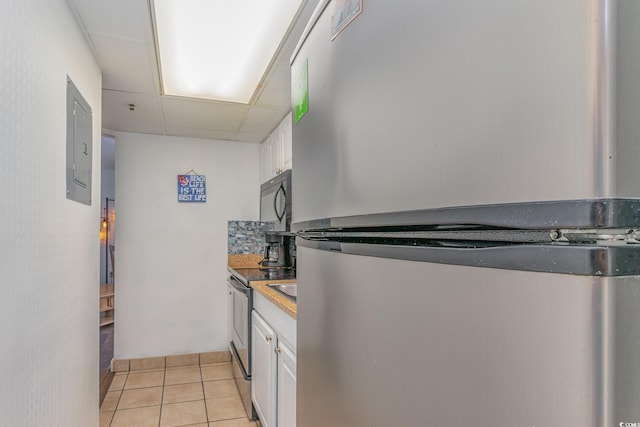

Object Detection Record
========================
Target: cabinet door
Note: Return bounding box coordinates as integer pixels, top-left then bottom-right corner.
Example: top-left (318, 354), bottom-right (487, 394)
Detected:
top-left (270, 131), bottom-right (283, 177)
top-left (281, 114), bottom-right (293, 171)
top-left (277, 339), bottom-right (296, 427)
top-left (252, 310), bottom-right (277, 427)
top-left (260, 141), bottom-right (271, 183)
top-left (261, 115), bottom-right (292, 181)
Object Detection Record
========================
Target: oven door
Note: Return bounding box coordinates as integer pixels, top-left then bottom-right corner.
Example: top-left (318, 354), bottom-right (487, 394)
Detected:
top-left (228, 274), bottom-right (252, 377)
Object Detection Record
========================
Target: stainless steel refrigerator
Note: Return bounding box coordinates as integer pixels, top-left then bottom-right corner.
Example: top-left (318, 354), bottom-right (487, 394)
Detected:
top-left (290, 0), bottom-right (640, 425)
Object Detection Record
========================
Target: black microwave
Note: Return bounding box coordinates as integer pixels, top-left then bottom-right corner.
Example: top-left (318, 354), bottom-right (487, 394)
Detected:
top-left (260, 169), bottom-right (292, 231)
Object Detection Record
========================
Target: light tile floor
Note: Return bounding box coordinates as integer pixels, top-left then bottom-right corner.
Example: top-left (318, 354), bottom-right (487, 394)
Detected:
top-left (100, 362), bottom-right (259, 427)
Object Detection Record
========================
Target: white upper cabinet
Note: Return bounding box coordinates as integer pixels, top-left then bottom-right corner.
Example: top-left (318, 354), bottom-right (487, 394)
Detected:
top-left (260, 113), bottom-right (293, 183)
top-left (260, 140), bottom-right (271, 184)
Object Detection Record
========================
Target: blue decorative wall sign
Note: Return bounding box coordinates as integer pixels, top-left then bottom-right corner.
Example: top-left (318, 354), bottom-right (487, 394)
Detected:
top-left (178, 174), bottom-right (206, 203)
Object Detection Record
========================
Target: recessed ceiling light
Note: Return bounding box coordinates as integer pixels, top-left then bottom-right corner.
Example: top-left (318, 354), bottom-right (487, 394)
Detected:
top-left (152, 0), bottom-right (304, 104)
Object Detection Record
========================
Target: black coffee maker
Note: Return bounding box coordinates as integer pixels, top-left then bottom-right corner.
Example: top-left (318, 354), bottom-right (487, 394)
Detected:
top-left (259, 233), bottom-right (290, 269)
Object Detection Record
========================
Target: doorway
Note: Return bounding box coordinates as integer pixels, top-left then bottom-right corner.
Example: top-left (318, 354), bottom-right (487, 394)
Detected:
top-left (99, 135), bottom-right (116, 403)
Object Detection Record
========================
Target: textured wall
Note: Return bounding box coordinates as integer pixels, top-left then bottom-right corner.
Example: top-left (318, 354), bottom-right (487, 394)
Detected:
top-left (0, 1), bottom-right (102, 426)
top-left (114, 132), bottom-right (260, 359)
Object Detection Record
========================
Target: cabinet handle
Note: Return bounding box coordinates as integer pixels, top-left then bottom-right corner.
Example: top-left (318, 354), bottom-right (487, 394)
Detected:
top-left (275, 346), bottom-right (281, 354)
top-left (266, 335), bottom-right (273, 342)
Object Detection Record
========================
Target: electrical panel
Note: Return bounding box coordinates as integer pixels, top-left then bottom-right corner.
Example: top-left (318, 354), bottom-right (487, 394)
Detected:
top-left (66, 77), bottom-right (92, 205)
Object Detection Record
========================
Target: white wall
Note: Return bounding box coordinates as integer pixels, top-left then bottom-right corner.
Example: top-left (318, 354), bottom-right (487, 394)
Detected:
top-left (114, 132), bottom-right (260, 359)
top-left (0, 1), bottom-right (102, 426)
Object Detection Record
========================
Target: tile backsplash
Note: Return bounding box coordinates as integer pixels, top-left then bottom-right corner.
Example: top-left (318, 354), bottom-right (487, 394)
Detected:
top-left (228, 220), bottom-right (275, 254)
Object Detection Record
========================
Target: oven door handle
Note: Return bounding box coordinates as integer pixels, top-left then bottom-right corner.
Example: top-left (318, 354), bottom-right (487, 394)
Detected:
top-left (229, 275), bottom-right (250, 295)
top-left (230, 341), bottom-right (251, 380)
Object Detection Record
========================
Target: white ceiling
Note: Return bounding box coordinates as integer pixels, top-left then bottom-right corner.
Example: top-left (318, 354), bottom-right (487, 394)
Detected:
top-left (67, 0), bottom-right (315, 144)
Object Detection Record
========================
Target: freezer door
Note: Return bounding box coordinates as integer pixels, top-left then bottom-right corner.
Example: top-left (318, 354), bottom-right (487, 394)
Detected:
top-left (296, 246), bottom-right (640, 427)
top-left (291, 0), bottom-right (640, 223)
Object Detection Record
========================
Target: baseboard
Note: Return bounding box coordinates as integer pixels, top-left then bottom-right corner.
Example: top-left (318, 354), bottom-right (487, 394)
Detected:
top-left (111, 350), bottom-right (231, 372)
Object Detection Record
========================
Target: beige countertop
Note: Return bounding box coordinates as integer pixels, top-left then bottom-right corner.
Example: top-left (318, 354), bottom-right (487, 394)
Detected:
top-left (250, 279), bottom-right (297, 320)
top-left (227, 253), bottom-right (263, 269)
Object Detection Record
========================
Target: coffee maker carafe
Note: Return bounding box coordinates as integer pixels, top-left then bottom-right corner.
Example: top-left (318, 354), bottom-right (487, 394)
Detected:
top-left (259, 233), bottom-right (289, 269)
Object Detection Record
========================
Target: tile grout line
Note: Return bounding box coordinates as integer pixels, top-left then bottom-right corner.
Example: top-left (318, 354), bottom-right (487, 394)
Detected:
top-left (107, 371), bottom-right (127, 427)
top-left (158, 366), bottom-right (166, 427)
top-left (200, 364), bottom-right (209, 426)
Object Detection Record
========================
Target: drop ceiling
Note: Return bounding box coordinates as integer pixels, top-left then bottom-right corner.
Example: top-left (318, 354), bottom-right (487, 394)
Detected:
top-left (67, 0), bottom-right (315, 144)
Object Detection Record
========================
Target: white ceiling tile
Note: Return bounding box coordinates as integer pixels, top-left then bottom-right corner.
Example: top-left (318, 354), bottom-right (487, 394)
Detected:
top-left (163, 127), bottom-right (239, 142)
top-left (234, 131), bottom-right (269, 144)
top-left (102, 90), bottom-right (164, 134)
top-left (254, 33), bottom-right (296, 109)
top-left (91, 34), bottom-right (158, 94)
top-left (253, 0), bottom-right (316, 109)
top-left (161, 97), bottom-right (250, 131)
top-left (69, 0), bottom-right (149, 43)
top-left (255, 61), bottom-right (292, 109)
top-left (240, 107), bottom-right (288, 137)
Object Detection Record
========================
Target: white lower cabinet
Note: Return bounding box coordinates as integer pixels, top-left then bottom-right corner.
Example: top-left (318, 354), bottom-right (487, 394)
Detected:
top-left (252, 310), bottom-right (278, 427)
top-left (251, 293), bottom-right (296, 427)
top-left (276, 340), bottom-right (296, 427)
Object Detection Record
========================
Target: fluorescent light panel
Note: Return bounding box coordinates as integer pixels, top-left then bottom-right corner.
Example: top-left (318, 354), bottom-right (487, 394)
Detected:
top-left (153, 0), bottom-right (303, 104)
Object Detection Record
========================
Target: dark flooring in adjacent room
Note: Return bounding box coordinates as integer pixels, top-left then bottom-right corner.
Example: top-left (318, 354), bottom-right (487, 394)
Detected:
top-left (100, 324), bottom-right (115, 404)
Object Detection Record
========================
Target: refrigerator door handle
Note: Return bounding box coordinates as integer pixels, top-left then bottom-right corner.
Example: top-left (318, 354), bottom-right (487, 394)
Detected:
top-left (552, 228), bottom-right (640, 244)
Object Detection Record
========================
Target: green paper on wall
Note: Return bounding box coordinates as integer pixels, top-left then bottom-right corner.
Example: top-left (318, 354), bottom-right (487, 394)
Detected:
top-left (294, 59), bottom-right (309, 123)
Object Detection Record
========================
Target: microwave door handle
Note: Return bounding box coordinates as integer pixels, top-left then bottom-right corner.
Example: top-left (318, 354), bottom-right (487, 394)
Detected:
top-left (274, 184), bottom-right (286, 223)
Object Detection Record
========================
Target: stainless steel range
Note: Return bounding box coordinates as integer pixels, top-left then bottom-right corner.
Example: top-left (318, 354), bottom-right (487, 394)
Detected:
top-left (228, 267), bottom-right (296, 420)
